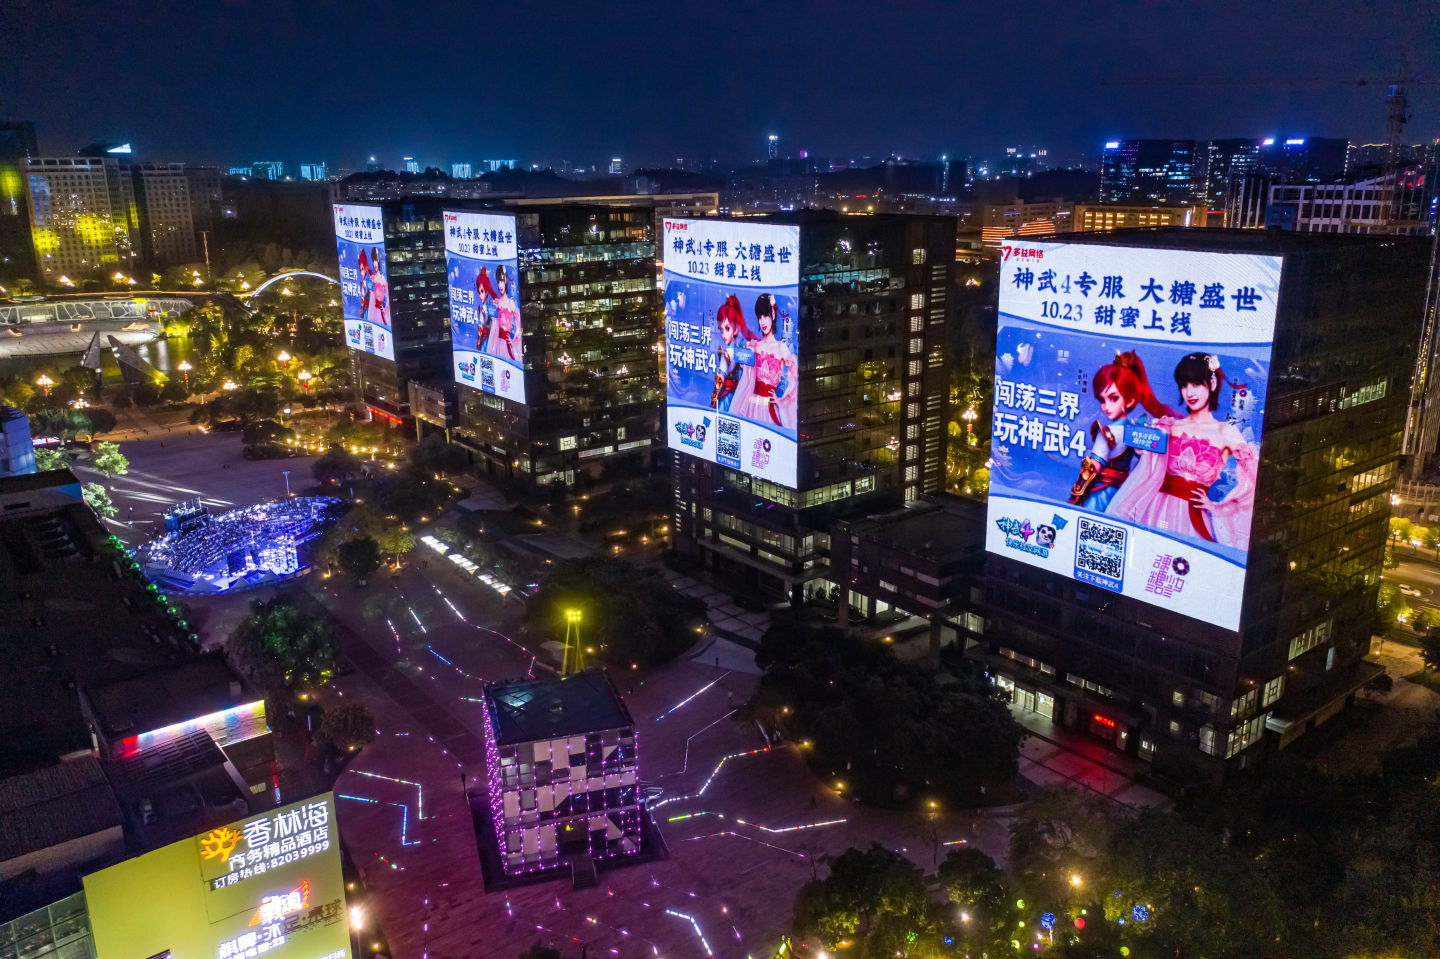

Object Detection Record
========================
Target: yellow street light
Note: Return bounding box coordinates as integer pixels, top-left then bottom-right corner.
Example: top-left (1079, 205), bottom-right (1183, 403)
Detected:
top-left (566, 610), bottom-right (582, 623)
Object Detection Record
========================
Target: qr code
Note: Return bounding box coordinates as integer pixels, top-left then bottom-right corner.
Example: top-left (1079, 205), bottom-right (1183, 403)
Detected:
top-left (1076, 517), bottom-right (1126, 584)
top-left (717, 418), bottom-right (741, 460)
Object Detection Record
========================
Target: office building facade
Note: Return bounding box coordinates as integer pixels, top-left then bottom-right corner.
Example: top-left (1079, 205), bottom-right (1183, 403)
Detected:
top-left (669, 212), bottom-right (954, 602)
top-left (977, 229), bottom-right (1428, 779)
top-left (454, 204), bottom-right (662, 486)
top-left (1100, 140), bottom-right (1201, 206)
top-left (24, 156), bottom-right (139, 283)
top-left (341, 199), bottom-right (453, 418)
top-left (130, 163), bottom-right (198, 267)
top-left (0, 121), bottom-right (38, 281)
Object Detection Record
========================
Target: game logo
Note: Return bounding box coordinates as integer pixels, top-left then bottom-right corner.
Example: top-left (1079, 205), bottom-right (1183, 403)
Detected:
top-left (84, 794), bottom-right (351, 959)
top-left (334, 204), bottom-right (392, 361)
top-left (445, 210), bottom-right (525, 404)
top-left (987, 241), bottom-right (1281, 631)
top-left (663, 218), bottom-right (801, 488)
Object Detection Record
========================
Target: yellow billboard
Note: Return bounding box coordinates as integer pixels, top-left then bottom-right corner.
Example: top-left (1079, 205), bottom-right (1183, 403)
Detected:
top-left (84, 793), bottom-right (351, 959)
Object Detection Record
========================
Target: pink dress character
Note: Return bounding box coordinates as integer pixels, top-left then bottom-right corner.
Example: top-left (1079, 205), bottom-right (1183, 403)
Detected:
top-left (1107, 352), bottom-right (1259, 548)
top-left (739, 293), bottom-right (797, 429)
top-left (492, 264), bottom-right (519, 360)
top-left (367, 246), bottom-right (389, 328)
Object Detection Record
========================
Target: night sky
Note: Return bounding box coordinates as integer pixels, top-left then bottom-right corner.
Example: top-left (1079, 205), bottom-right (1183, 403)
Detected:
top-left (4, 0), bottom-right (1437, 169)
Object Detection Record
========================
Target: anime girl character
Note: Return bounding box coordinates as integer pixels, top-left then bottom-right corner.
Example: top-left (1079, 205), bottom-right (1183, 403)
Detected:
top-left (1069, 351), bottom-right (1172, 511)
top-left (474, 266), bottom-right (498, 353)
top-left (710, 294), bottom-right (756, 412)
top-left (492, 264), bottom-right (520, 360)
top-left (357, 250), bottom-right (372, 318)
top-left (739, 293), bottom-right (798, 428)
top-left (1107, 352), bottom-right (1259, 548)
top-left (367, 246), bottom-right (389, 328)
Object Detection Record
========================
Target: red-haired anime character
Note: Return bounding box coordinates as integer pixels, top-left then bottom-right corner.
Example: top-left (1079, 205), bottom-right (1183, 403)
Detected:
top-left (710, 294), bottom-right (756, 411)
top-left (1069, 350), bottom-right (1172, 510)
top-left (474, 266), bottom-right (498, 352)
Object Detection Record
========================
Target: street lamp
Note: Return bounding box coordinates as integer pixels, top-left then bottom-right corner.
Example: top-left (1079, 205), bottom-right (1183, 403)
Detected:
top-left (177, 360), bottom-right (191, 383)
top-left (35, 374), bottom-right (53, 396)
top-left (222, 379), bottom-right (238, 391)
top-left (278, 350), bottom-right (291, 370)
top-left (282, 469), bottom-right (291, 498)
top-left (298, 369), bottom-right (312, 391)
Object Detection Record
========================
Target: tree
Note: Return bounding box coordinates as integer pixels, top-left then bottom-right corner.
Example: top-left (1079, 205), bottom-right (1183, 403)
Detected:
top-left (1421, 630), bottom-right (1440, 672)
top-left (524, 556), bottom-right (707, 668)
top-left (1377, 582), bottom-right (1412, 628)
top-left (336, 537), bottom-right (381, 583)
top-left (229, 598), bottom-right (338, 690)
top-left (82, 482), bottom-right (116, 519)
top-left (91, 441), bottom-right (129, 483)
top-left (1412, 607), bottom-right (1440, 635)
top-left (319, 702), bottom-right (376, 752)
top-left (312, 445), bottom-right (361, 486)
top-left (34, 446), bottom-right (73, 471)
top-left (1007, 787), bottom-right (1119, 907)
top-left (791, 845), bottom-right (937, 955)
top-left (1424, 526), bottom-right (1440, 557)
top-left (375, 525), bottom-right (415, 566)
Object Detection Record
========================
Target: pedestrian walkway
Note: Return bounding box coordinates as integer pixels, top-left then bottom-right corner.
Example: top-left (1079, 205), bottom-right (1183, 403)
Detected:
top-left (659, 568), bottom-right (770, 645)
top-left (1010, 710), bottom-right (1170, 810)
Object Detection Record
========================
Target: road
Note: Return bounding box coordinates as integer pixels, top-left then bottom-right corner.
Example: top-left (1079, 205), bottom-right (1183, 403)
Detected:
top-left (1383, 556), bottom-right (1440, 612)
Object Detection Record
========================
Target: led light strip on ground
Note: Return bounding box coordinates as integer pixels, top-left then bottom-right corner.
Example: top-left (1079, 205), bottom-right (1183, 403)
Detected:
top-left (338, 794), bottom-right (420, 846)
top-left (349, 768), bottom-right (426, 819)
top-left (654, 676), bottom-right (724, 722)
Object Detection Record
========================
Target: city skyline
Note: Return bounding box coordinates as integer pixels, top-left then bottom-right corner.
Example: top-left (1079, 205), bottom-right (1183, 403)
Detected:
top-left (4, 1), bottom-right (1437, 168)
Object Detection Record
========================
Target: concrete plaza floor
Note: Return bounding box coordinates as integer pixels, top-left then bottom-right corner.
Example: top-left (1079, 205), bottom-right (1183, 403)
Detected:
top-left (99, 427), bottom-right (1198, 957)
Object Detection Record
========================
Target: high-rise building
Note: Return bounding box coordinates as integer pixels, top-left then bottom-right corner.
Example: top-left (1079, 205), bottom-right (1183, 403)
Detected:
top-left (451, 162), bottom-right (473, 180)
top-left (249, 161), bottom-right (285, 180)
top-left (130, 162), bottom-right (198, 268)
top-left (404, 157), bottom-right (420, 174)
top-left (1203, 138), bottom-right (1261, 209)
top-left (0, 121), bottom-right (38, 281)
top-left (1100, 140), bottom-right (1201, 206)
top-left (608, 157), bottom-right (623, 175)
top-left (183, 165), bottom-right (221, 243)
top-left (24, 156), bottom-right (138, 283)
top-left (1256, 136), bottom-right (1348, 183)
top-left (298, 162), bottom-right (328, 181)
top-left (767, 134), bottom-right (780, 160)
top-left (667, 212), bottom-right (955, 602)
top-left (979, 229), bottom-right (1429, 778)
top-left (452, 204), bottom-right (662, 487)
top-left (334, 199), bottom-right (452, 419)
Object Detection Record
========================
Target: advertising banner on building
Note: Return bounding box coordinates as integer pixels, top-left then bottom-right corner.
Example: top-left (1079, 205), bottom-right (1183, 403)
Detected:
top-left (662, 218), bottom-right (801, 488)
top-left (85, 793), bottom-right (351, 959)
top-left (445, 210), bottom-right (526, 404)
top-left (988, 241), bottom-right (1281, 631)
top-left (334, 203), bottom-right (392, 361)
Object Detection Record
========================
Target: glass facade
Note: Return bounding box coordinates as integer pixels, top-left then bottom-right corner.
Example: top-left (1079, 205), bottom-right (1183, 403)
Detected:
top-left (454, 206), bottom-right (660, 487)
top-left (978, 230), bottom-right (1429, 777)
top-left (0, 893), bottom-right (95, 959)
top-left (672, 213), bottom-right (953, 600)
top-left (1100, 140), bottom-right (1201, 206)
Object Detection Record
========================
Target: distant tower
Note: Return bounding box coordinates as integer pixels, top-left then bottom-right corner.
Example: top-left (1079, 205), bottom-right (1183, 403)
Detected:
top-left (403, 156), bottom-right (419, 174)
top-left (767, 134), bottom-right (779, 160)
top-left (608, 157), bottom-right (623, 175)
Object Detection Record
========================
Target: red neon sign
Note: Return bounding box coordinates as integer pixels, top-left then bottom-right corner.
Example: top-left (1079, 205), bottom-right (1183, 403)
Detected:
top-left (1092, 714), bottom-right (1116, 728)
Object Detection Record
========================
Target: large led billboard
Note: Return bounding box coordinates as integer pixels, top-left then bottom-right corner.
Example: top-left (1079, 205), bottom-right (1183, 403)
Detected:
top-left (334, 203), bottom-right (393, 361)
top-left (85, 793), bottom-right (350, 959)
top-left (445, 210), bottom-right (525, 403)
top-left (989, 241), bottom-right (1280, 631)
top-left (663, 218), bottom-right (801, 488)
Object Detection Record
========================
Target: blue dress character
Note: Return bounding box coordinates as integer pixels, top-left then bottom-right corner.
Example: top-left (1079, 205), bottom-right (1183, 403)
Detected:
top-left (1068, 351), bottom-right (1173, 511)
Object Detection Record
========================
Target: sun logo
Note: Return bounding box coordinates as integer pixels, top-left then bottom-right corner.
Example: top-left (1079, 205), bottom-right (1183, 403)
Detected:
top-left (199, 826), bottom-right (242, 861)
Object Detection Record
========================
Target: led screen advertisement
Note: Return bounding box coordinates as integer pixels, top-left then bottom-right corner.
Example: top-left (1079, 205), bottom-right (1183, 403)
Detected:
top-left (663, 218), bottom-right (801, 488)
top-left (84, 793), bottom-right (350, 959)
top-left (445, 210), bottom-right (525, 403)
top-left (334, 203), bottom-right (393, 361)
top-left (988, 241), bottom-right (1281, 631)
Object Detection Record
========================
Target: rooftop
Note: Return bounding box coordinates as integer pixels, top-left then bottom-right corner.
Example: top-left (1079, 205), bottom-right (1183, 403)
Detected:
top-left (0, 480), bottom-right (198, 777)
top-left (0, 757), bottom-right (123, 865)
top-left (1060, 226), bottom-right (1429, 255)
top-left (484, 670), bottom-right (633, 746)
top-left (84, 653), bottom-right (256, 742)
top-left (838, 495), bottom-right (987, 564)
